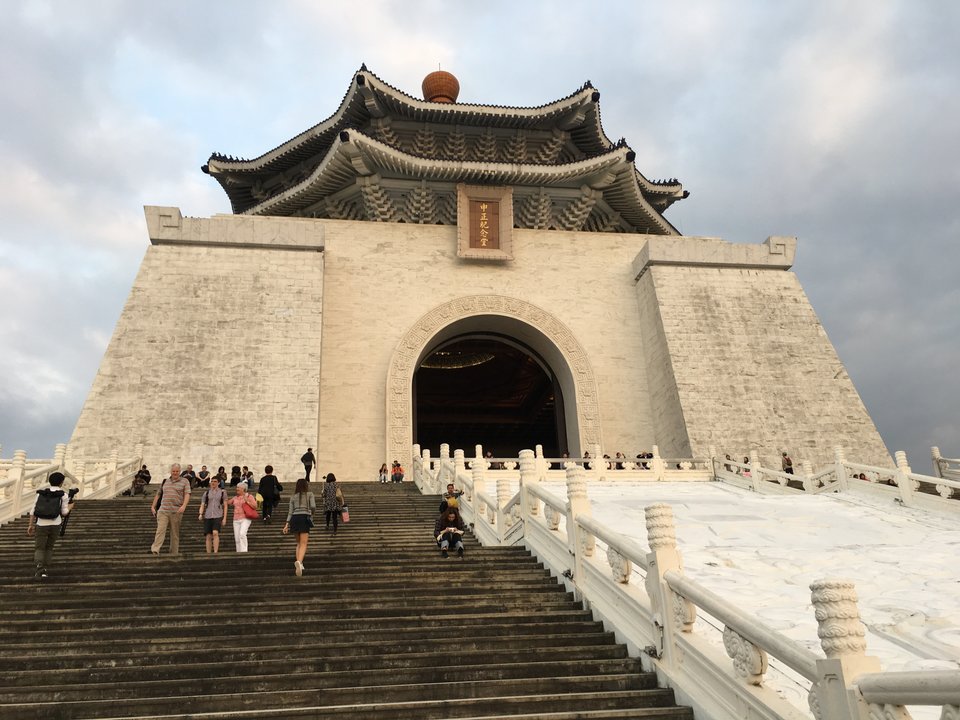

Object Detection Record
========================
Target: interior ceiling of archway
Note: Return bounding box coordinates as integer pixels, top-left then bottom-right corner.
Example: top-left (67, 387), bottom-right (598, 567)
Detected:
top-left (416, 337), bottom-right (561, 454)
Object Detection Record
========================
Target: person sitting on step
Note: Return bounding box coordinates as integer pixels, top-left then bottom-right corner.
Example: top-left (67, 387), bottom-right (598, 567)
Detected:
top-left (439, 482), bottom-right (463, 513)
top-left (435, 507), bottom-right (466, 559)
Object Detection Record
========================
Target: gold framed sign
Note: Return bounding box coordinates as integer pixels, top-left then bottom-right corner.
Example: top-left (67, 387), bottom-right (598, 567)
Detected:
top-left (456, 184), bottom-right (513, 261)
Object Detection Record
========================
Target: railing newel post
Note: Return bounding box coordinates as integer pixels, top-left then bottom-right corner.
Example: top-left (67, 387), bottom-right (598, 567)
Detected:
top-left (651, 445), bottom-right (665, 482)
top-left (644, 503), bottom-right (688, 668)
top-left (109, 448), bottom-right (119, 496)
top-left (809, 579), bottom-right (882, 720)
top-left (894, 451), bottom-right (915, 505)
top-left (10, 450), bottom-right (27, 517)
top-left (54, 443), bottom-right (67, 470)
top-left (518, 449), bottom-right (538, 521)
top-left (565, 464), bottom-right (592, 585)
top-left (835, 446), bottom-right (850, 491)
top-left (749, 449), bottom-right (761, 491)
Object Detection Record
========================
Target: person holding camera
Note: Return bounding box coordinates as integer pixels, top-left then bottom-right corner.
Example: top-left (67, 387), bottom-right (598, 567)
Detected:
top-left (27, 471), bottom-right (75, 580)
top-left (434, 507), bottom-right (466, 559)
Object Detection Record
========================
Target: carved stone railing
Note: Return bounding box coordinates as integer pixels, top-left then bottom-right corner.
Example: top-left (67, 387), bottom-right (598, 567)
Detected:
top-left (0, 443), bottom-right (142, 527)
top-left (711, 445), bottom-right (959, 510)
top-left (419, 441), bottom-right (960, 720)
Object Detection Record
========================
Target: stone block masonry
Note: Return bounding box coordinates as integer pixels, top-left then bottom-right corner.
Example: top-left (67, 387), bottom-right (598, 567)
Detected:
top-left (69, 208), bottom-right (324, 483)
top-left (634, 236), bottom-right (891, 468)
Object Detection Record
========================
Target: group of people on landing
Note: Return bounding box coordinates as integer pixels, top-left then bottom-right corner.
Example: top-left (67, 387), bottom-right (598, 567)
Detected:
top-left (148, 449), bottom-right (345, 577)
top-left (31, 450), bottom-right (470, 580)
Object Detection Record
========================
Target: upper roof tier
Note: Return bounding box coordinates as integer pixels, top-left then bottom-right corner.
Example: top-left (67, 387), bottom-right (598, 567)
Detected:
top-left (203, 66), bottom-right (687, 234)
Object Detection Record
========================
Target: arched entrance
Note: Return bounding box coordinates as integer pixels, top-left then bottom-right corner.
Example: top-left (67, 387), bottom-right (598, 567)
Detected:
top-left (385, 295), bottom-right (602, 466)
top-left (414, 334), bottom-right (567, 458)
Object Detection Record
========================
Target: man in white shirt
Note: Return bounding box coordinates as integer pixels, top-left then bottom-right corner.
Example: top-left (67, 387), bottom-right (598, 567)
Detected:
top-left (27, 471), bottom-right (74, 580)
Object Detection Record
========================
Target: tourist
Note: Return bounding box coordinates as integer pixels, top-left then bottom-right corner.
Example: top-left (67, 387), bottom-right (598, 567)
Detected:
top-left (724, 455), bottom-right (733, 473)
top-left (283, 477), bottom-right (316, 576)
top-left (181, 464), bottom-right (198, 488)
top-left (150, 463), bottom-right (191, 556)
top-left (197, 476), bottom-right (228, 554)
top-left (378, 463), bottom-right (389, 484)
top-left (229, 483), bottom-right (257, 552)
top-left (213, 466), bottom-right (228, 486)
top-left (229, 465), bottom-right (242, 487)
top-left (241, 465), bottom-right (255, 488)
top-left (133, 465), bottom-right (151, 495)
top-left (321, 473), bottom-right (344, 534)
top-left (196, 465), bottom-right (210, 488)
top-left (742, 457), bottom-right (752, 477)
top-left (439, 482), bottom-right (463, 513)
top-left (435, 507), bottom-right (466, 558)
top-left (781, 452), bottom-right (794, 475)
top-left (257, 465), bottom-right (283, 523)
top-left (301, 448), bottom-right (317, 482)
top-left (615, 452), bottom-right (624, 470)
top-left (26, 471), bottom-right (75, 579)
top-left (391, 461), bottom-right (404, 483)
top-left (583, 451), bottom-right (592, 470)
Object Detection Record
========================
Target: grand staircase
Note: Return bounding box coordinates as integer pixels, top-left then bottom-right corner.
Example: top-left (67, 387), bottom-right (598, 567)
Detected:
top-left (0, 482), bottom-right (692, 719)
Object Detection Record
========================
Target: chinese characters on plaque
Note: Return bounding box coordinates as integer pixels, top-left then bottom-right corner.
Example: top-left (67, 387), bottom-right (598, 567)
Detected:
top-left (470, 200), bottom-right (500, 249)
top-left (457, 184), bottom-right (513, 261)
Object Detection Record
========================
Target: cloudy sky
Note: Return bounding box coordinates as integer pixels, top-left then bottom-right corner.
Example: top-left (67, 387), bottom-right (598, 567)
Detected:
top-left (1, 1), bottom-right (957, 471)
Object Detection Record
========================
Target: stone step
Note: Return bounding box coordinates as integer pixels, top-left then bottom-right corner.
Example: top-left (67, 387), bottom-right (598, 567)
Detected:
top-left (0, 482), bottom-right (690, 718)
top-left (4, 689), bottom-right (688, 720)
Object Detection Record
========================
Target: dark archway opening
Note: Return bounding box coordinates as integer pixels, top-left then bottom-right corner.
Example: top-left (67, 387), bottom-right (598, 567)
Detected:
top-left (414, 334), bottom-right (567, 459)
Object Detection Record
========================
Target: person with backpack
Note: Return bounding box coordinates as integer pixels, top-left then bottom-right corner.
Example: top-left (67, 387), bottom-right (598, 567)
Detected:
top-left (197, 476), bottom-right (228, 554)
top-left (26, 471), bottom-right (75, 580)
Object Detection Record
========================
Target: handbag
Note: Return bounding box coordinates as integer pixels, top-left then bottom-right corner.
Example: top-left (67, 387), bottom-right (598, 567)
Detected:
top-left (340, 505), bottom-right (350, 523)
top-left (241, 498), bottom-right (259, 520)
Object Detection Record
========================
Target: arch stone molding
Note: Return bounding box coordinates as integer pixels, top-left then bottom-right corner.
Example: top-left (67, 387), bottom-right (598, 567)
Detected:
top-left (386, 295), bottom-right (602, 466)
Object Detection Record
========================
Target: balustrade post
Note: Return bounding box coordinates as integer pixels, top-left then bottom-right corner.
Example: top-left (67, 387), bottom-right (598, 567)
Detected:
top-left (643, 503), bottom-right (690, 668)
top-left (592, 444), bottom-right (604, 480)
top-left (749, 449), bottom-right (762, 491)
top-left (54, 443), bottom-right (66, 469)
top-left (422, 449), bottom-right (433, 494)
top-left (76, 462), bottom-right (87, 496)
top-left (931, 446), bottom-right (943, 478)
top-left (519, 449), bottom-right (539, 520)
top-left (108, 448), bottom-right (119, 496)
top-left (472, 445), bottom-right (487, 504)
top-left (535, 444), bottom-right (547, 478)
top-left (440, 444), bottom-right (451, 487)
top-left (453, 448), bottom-right (465, 480)
top-left (708, 445), bottom-right (718, 479)
top-left (801, 460), bottom-right (816, 491)
top-left (412, 444), bottom-right (421, 488)
top-left (565, 465), bottom-right (593, 583)
top-left (651, 445), bottom-right (665, 481)
top-left (808, 579), bottom-right (882, 720)
top-left (835, 446), bottom-right (850, 491)
top-left (495, 473), bottom-right (511, 542)
top-left (894, 451), bottom-right (915, 505)
top-left (10, 450), bottom-right (27, 517)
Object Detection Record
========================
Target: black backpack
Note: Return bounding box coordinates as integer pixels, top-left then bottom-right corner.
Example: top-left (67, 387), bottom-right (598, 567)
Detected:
top-left (35, 488), bottom-right (64, 520)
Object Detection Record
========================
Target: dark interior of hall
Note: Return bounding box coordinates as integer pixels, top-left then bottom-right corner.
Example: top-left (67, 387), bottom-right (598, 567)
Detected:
top-left (414, 335), bottom-right (566, 459)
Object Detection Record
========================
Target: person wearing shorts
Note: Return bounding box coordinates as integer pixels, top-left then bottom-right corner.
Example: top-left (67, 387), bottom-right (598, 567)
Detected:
top-left (198, 477), bottom-right (228, 554)
top-left (283, 477), bottom-right (316, 577)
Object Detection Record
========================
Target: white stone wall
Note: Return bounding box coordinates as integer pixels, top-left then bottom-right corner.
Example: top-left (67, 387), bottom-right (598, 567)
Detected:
top-left (316, 220), bottom-right (659, 478)
top-left (70, 208), bottom-right (890, 482)
top-left (641, 261), bottom-right (891, 468)
top-left (69, 209), bottom-right (324, 483)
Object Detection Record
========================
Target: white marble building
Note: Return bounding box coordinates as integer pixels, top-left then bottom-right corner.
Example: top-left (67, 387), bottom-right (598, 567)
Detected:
top-left (67, 67), bottom-right (891, 481)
